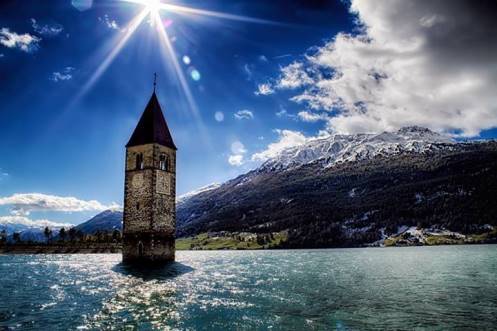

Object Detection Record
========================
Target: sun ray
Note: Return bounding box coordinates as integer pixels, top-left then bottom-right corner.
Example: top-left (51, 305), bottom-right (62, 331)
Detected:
top-left (73, 8), bottom-right (149, 103)
top-left (71, 0), bottom-right (280, 106)
top-left (152, 10), bottom-right (211, 146)
top-left (157, 3), bottom-right (279, 25)
top-left (66, 0), bottom-right (278, 148)
top-left (122, 0), bottom-right (280, 25)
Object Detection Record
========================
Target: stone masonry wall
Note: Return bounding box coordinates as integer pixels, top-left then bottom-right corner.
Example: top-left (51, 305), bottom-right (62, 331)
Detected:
top-left (123, 143), bottom-right (176, 262)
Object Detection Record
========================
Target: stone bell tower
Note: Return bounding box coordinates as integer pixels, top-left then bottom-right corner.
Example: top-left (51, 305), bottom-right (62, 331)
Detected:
top-left (123, 78), bottom-right (177, 263)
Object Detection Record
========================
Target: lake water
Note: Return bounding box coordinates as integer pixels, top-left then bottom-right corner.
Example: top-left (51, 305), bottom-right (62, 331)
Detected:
top-left (1, 246), bottom-right (497, 330)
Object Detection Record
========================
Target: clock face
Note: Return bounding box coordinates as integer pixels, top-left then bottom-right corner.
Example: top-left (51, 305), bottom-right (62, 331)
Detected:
top-left (156, 173), bottom-right (170, 195)
top-left (131, 173), bottom-right (143, 189)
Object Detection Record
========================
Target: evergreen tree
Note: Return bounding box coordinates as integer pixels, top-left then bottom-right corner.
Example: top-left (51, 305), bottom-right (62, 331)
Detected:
top-left (59, 227), bottom-right (67, 242)
top-left (13, 232), bottom-right (21, 244)
top-left (0, 229), bottom-right (7, 245)
top-left (68, 227), bottom-right (76, 242)
top-left (76, 230), bottom-right (84, 242)
top-left (112, 229), bottom-right (121, 243)
top-left (44, 227), bottom-right (52, 244)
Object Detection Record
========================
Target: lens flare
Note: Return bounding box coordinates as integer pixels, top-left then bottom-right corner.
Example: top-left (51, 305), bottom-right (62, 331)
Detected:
top-left (189, 68), bottom-right (201, 81)
top-left (151, 10), bottom-right (211, 144)
top-left (75, 0), bottom-right (277, 105)
top-left (72, 0), bottom-right (93, 11)
top-left (214, 111), bottom-right (224, 122)
top-left (69, 0), bottom-right (278, 148)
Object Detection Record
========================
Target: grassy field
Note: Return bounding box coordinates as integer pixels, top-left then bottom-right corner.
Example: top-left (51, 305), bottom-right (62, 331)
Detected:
top-left (176, 232), bottom-right (288, 250)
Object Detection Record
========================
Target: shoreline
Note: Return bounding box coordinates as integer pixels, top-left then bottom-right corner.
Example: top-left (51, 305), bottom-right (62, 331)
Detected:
top-left (0, 244), bottom-right (121, 254)
top-left (1, 241), bottom-right (496, 254)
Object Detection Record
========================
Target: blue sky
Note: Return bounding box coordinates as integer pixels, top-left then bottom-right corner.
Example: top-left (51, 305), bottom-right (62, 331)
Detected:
top-left (1, 0), bottom-right (497, 226)
top-left (0, 0), bottom-right (353, 224)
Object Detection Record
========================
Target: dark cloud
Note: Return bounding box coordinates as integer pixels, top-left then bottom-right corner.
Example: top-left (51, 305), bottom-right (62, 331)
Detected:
top-left (265, 0), bottom-right (497, 136)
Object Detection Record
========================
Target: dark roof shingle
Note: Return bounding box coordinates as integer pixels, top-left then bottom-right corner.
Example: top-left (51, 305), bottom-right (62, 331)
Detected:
top-left (126, 92), bottom-right (177, 149)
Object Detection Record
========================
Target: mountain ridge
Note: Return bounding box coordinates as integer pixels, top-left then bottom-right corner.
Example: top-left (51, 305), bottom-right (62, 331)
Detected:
top-left (3, 127), bottom-right (496, 247)
top-left (0, 210), bottom-right (123, 242)
top-left (176, 127), bottom-right (497, 247)
top-left (257, 126), bottom-right (455, 172)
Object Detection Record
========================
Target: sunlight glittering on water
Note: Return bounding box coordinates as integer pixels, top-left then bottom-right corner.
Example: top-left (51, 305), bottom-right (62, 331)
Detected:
top-left (2, 247), bottom-right (497, 330)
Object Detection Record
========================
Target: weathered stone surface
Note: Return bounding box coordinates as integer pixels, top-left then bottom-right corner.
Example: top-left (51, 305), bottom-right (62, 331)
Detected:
top-left (123, 143), bottom-right (176, 263)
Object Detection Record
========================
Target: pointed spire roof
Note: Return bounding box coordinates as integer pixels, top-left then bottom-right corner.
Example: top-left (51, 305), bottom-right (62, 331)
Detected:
top-left (126, 92), bottom-right (177, 149)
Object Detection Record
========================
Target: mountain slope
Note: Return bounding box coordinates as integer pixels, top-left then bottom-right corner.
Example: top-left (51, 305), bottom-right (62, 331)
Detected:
top-left (74, 210), bottom-right (123, 234)
top-left (0, 211), bottom-right (123, 242)
top-left (0, 221), bottom-right (70, 243)
top-left (177, 128), bottom-right (497, 248)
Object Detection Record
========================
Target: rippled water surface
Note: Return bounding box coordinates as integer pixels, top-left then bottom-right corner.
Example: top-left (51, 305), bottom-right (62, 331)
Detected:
top-left (1, 246), bottom-right (497, 330)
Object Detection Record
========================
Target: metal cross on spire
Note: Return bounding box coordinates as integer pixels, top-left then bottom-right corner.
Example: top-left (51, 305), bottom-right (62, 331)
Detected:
top-left (153, 72), bottom-right (157, 92)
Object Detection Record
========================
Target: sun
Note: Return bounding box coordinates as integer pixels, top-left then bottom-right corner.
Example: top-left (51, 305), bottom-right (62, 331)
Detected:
top-left (142, 0), bottom-right (161, 18)
top-left (74, 0), bottom-right (276, 134)
top-left (144, 0), bottom-right (161, 12)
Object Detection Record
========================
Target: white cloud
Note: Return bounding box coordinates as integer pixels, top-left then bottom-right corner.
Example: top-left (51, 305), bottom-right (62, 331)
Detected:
top-left (228, 140), bottom-right (247, 166)
top-left (0, 215), bottom-right (72, 229)
top-left (31, 18), bottom-right (63, 37)
top-left (50, 67), bottom-right (74, 82)
top-left (0, 170), bottom-right (8, 181)
top-left (274, 54), bottom-right (292, 60)
top-left (243, 63), bottom-right (253, 79)
top-left (230, 141), bottom-right (247, 154)
top-left (298, 111), bottom-right (328, 123)
top-left (276, 62), bottom-right (314, 89)
top-left (0, 28), bottom-right (41, 53)
top-left (419, 14), bottom-right (446, 28)
top-left (0, 193), bottom-right (121, 216)
top-left (276, 108), bottom-right (297, 120)
top-left (268, 0), bottom-right (497, 137)
top-left (0, 53), bottom-right (4, 58)
top-left (228, 154), bottom-right (244, 166)
top-left (98, 15), bottom-right (120, 30)
top-left (234, 110), bottom-right (254, 120)
top-left (251, 130), bottom-right (308, 162)
top-left (255, 83), bottom-right (274, 96)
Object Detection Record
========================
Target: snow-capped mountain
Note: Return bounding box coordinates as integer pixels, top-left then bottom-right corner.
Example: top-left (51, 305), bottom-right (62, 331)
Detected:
top-left (0, 224), bottom-right (68, 243)
top-left (177, 183), bottom-right (220, 206)
top-left (0, 210), bottom-right (123, 242)
top-left (178, 126), bottom-right (458, 206)
top-left (176, 127), bottom-right (497, 247)
top-left (259, 126), bottom-right (454, 172)
top-left (0, 217), bottom-right (72, 242)
top-left (0, 219), bottom-right (72, 235)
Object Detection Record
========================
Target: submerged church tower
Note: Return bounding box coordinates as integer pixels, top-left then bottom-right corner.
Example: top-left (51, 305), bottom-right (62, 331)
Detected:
top-left (123, 80), bottom-right (177, 263)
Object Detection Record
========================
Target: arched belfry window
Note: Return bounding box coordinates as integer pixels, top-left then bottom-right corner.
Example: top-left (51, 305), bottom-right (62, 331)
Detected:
top-left (159, 153), bottom-right (168, 171)
top-left (136, 153), bottom-right (144, 170)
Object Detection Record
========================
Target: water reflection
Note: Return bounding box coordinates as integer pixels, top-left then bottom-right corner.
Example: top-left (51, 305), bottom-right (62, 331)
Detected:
top-left (83, 262), bottom-right (194, 329)
top-left (113, 261), bottom-right (194, 280)
top-left (2, 248), bottom-right (497, 330)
